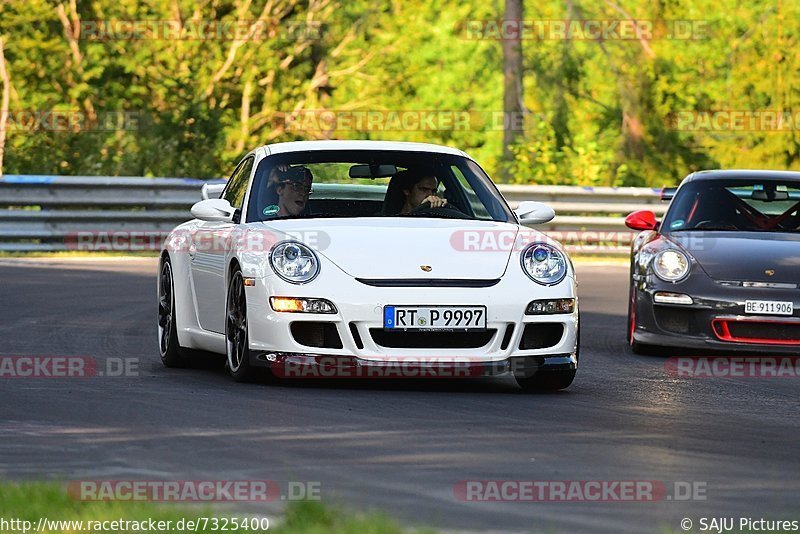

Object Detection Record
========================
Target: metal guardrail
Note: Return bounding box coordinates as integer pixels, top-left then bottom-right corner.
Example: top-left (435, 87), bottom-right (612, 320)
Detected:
top-left (0, 175), bottom-right (662, 254)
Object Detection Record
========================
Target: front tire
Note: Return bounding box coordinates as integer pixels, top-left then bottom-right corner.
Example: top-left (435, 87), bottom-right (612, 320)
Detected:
top-left (225, 268), bottom-right (260, 382)
top-left (158, 258), bottom-right (186, 367)
top-left (628, 282), bottom-right (666, 355)
top-left (515, 369), bottom-right (576, 392)
top-left (515, 316), bottom-right (578, 392)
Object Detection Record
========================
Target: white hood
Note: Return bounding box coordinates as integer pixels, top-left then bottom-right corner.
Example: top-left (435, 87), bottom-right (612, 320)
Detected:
top-left (256, 218), bottom-right (529, 280)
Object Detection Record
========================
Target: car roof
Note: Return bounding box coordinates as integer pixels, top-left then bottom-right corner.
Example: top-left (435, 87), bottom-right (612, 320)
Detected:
top-left (683, 169), bottom-right (800, 183)
top-left (259, 140), bottom-right (471, 159)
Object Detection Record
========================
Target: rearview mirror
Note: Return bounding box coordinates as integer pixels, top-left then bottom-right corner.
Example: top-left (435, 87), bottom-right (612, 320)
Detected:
top-left (625, 210), bottom-right (658, 231)
top-left (349, 164), bottom-right (398, 178)
top-left (515, 201), bottom-right (556, 225)
top-left (191, 199), bottom-right (235, 222)
top-left (752, 189), bottom-right (789, 201)
top-left (201, 182), bottom-right (226, 200)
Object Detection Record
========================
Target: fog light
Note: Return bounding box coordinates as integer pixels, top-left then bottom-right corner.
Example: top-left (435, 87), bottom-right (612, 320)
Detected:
top-left (653, 292), bottom-right (693, 305)
top-left (525, 298), bottom-right (575, 315)
top-left (270, 297), bottom-right (337, 314)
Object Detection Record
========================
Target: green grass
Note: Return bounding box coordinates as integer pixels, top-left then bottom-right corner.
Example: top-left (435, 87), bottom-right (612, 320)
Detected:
top-left (0, 482), bottom-right (420, 533)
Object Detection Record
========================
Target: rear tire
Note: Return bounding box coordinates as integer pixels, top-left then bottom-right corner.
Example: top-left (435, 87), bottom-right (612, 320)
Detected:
top-left (627, 280), bottom-right (637, 346)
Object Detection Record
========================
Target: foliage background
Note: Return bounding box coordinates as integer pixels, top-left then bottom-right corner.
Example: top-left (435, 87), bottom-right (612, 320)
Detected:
top-left (0, 0), bottom-right (797, 185)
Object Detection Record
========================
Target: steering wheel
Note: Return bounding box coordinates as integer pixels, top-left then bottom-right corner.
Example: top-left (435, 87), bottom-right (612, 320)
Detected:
top-left (407, 200), bottom-right (470, 219)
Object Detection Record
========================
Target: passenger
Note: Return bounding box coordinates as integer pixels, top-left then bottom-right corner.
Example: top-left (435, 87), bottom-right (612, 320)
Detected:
top-left (263, 166), bottom-right (313, 218)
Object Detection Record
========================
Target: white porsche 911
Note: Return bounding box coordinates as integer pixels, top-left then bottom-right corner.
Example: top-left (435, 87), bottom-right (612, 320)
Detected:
top-left (157, 140), bottom-right (579, 391)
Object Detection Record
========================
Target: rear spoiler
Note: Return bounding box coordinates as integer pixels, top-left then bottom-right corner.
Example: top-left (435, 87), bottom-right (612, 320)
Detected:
top-left (660, 187), bottom-right (677, 202)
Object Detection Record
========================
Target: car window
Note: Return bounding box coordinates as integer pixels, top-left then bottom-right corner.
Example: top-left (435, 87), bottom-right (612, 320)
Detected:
top-left (729, 185), bottom-right (800, 216)
top-left (223, 156), bottom-right (254, 209)
top-left (245, 150), bottom-right (514, 223)
top-left (663, 179), bottom-right (800, 232)
top-left (451, 165), bottom-right (491, 219)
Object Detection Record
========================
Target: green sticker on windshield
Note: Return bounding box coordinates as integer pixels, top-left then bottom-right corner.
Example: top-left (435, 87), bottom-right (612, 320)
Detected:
top-left (670, 219), bottom-right (685, 229)
top-left (262, 205), bottom-right (280, 216)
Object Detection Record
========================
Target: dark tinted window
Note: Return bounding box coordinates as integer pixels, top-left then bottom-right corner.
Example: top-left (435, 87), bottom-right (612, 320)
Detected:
top-left (663, 179), bottom-right (800, 233)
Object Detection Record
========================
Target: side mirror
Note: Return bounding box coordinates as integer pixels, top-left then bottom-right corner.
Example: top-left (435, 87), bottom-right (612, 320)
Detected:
top-left (515, 201), bottom-right (556, 225)
top-left (625, 210), bottom-right (658, 231)
top-left (201, 182), bottom-right (226, 200)
top-left (191, 199), bottom-right (235, 222)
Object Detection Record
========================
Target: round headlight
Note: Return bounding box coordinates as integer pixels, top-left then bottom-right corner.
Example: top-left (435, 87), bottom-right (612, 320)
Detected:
top-left (521, 243), bottom-right (568, 285)
top-left (270, 241), bottom-right (320, 283)
top-left (652, 249), bottom-right (690, 282)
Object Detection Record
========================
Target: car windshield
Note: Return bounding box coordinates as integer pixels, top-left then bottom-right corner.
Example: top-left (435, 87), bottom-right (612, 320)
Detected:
top-left (662, 179), bottom-right (800, 233)
top-left (245, 150), bottom-right (513, 223)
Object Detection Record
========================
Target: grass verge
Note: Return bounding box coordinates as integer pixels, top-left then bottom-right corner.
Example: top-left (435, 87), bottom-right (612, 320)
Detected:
top-left (0, 482), bottom-right (420, 533)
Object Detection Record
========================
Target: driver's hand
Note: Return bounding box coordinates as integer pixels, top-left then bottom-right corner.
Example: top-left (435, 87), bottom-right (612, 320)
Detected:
top-left (423, 195), bottom-right (448, 208)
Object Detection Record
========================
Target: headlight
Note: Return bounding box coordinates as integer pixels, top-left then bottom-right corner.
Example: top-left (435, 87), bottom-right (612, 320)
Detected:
top-left (269, 241), bottom-right (320, 283)
top-left (520, 243), bottom-right (568, 285)
top-left (652, 249), bottom-right (690, 282)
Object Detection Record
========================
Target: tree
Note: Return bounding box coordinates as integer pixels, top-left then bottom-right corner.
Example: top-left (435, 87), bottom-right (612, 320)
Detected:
top-left (501, 0), bottom-right (524, 180)
top-left (0, 36), bottom-right (10, 175)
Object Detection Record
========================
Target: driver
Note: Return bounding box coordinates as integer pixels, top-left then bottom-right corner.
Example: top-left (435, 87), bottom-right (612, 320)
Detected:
top-left (383, 169), bottom-right (448, 215)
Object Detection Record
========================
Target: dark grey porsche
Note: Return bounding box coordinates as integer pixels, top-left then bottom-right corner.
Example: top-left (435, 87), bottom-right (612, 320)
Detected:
top-left (625, 170), bottom-right (800, 354)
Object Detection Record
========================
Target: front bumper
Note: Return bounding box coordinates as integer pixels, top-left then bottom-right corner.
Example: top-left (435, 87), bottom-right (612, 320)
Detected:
top-left (633, 276), bottom-right (800, 354)
top-left (256, 352), bottom-right (577, 378)
top-left (244, 262), bottom-right (579, 365)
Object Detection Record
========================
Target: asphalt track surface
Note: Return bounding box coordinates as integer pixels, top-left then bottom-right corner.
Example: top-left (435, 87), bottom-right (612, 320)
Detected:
top-left (0, 257), bottom-right (798, 533)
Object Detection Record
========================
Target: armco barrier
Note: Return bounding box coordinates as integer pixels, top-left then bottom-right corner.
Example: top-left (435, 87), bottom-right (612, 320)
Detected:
top-left (0, 175), bottom-right (663, 254)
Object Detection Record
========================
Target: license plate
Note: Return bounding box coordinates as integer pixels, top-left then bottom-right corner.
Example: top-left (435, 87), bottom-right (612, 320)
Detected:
top-left (744, 300), bottom-right (794, 316)
top-left (383, 306), bottom-right (486, 330)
